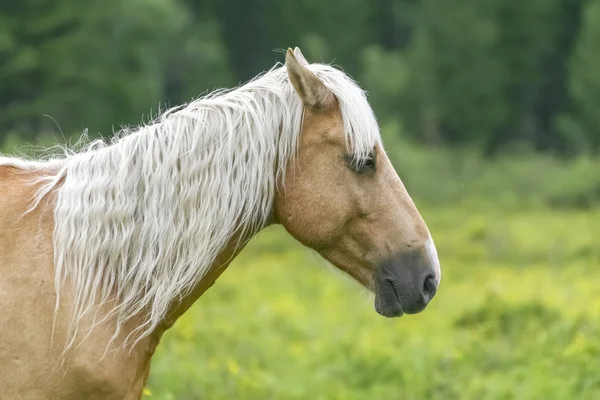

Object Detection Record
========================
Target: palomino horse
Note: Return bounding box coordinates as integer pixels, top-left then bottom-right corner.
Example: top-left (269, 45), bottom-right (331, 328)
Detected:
top-left (0, 47), bottom-right (441, 399)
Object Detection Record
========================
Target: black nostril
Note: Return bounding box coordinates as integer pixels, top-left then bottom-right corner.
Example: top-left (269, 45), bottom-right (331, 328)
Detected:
top-left (422, 274), bottom-right (437, 301)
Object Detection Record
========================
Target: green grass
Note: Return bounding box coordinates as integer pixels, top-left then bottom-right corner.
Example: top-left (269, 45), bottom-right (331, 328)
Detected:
top-left (146, 206), bottom-right (600, 399)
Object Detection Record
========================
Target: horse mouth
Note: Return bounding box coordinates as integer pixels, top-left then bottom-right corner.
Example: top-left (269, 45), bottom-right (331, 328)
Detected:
top-left (374, 280), bottom-right (404, 318)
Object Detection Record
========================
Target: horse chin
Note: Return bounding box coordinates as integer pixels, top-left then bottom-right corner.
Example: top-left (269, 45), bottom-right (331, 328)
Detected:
top-left (374, 289), bottom-right (404, 318)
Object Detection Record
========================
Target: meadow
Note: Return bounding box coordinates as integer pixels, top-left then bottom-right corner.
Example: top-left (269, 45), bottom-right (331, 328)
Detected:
top-left (144, 147), bottom-right (600, 399)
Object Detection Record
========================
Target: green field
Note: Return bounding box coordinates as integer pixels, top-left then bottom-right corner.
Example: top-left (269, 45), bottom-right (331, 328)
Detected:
top-left (146, 206), bottom-right (600, 400)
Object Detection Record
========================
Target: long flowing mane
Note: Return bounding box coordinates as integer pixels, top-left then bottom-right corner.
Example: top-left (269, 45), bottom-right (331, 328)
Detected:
top-left (2, 61), bottom-right (381, 352)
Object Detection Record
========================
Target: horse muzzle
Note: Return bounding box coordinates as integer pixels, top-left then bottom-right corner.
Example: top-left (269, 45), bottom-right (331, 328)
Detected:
top-left (373, 238), bottom-right (440, 317)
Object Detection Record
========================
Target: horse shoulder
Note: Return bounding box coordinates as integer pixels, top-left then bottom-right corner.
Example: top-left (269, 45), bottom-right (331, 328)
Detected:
top-left (0, 164), bottom-right (151, 399)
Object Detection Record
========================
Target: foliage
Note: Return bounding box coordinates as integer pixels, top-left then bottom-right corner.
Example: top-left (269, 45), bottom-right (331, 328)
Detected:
top-left (0, 0), bottom-right (598, 154)
top-left (564, 0), bottom-right (600, 151)
top-left (0, 0), bottom-right (186, 137)
top-left (388, 138), bottom-right (600, 211)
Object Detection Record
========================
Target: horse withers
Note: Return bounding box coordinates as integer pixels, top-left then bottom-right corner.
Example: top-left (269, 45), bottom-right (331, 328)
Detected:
top-left (0, 47), bottom-right (440, 399)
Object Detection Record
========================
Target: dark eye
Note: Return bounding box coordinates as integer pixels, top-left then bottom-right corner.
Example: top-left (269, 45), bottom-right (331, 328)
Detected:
top-left (362, 155), bottom-right (376, 169)
top-left (346, 151), bottom-right (376, 175)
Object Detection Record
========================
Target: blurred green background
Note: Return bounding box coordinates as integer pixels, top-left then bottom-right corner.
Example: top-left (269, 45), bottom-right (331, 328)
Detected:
top-left (2, 0), bottom-right (600, 399)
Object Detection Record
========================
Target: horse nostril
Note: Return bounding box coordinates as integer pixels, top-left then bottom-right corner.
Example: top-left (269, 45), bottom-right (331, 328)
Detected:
top-left (422, 274), bottom-right (437, 301)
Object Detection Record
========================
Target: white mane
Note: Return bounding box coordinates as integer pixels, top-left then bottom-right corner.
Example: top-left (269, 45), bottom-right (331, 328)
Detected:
top-left (7, 61), bottom-right (381, 352)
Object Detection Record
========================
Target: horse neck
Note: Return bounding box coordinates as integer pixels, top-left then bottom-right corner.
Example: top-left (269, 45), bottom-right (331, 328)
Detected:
top-left (150, 227), bottom-right (258, 338)
top-left (42, 118), bottom-right (282, 356)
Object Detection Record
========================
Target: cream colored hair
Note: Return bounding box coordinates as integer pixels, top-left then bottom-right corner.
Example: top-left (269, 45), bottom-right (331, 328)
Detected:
top-left (3, 60), bottom-right (381, 353)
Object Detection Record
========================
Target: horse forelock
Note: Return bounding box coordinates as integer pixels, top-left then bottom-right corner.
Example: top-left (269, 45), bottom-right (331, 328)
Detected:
top-left (14, 60), bottom-right (381, 353)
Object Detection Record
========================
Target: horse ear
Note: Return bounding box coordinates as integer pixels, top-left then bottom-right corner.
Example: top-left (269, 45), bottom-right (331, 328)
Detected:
top-left (285, 48), bottom-right (333, 110)
top-left (293, 47), bottom-right (309, 66)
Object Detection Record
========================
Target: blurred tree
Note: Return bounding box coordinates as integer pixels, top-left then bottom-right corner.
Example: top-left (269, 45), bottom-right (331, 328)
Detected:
top-left (491, 0), bottom-right (584, 152)
top-left (212, 0), bottom-right (270, 84)
top-left (374, 0), bottom-right (419, 50)
top-left (359, 45), bottom-right (410, 136)
top-left (0, 0), bottom-right (596, 156)
top-left (213, 0), bottom-right (378, 82)
top-left (400, 0), bottom-right (506, 147)
top-left (0, 0), bottom-right (184, 139)
top-left (387, 0), bottom-right (588, 153)
top-left (164, 1), bottom-right (234, 102)
top-left (562, 0), bottom-right (600, 151)
top-left (534, 0), bottom-right (586, 152)
top-left (271, 0), bottom-right (376, 76)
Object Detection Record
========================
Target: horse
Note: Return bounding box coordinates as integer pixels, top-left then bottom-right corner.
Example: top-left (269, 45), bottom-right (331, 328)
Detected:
top-left (0, 47), bottom-right (441, 399)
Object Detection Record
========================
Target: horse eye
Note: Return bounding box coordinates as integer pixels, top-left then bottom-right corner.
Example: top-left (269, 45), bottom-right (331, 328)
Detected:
top-left (363, 155), bottom-right (376, 169)
top-left (346, 152), bottom-right (376, 175)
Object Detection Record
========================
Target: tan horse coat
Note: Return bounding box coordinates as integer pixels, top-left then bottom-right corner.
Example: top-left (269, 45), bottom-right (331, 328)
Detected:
top-left (0, 164), bottom-right (252, 399)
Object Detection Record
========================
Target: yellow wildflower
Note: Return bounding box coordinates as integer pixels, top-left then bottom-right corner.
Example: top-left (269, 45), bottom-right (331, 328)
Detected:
top-left (227, 359), bottom-right (240, 375)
